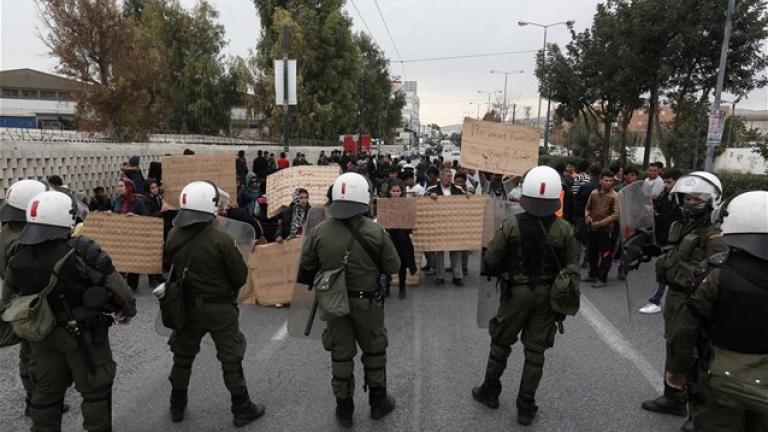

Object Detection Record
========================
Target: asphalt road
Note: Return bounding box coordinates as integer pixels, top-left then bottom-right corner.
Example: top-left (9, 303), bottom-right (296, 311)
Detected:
top-left (0, 254), bottom-right (686, 431)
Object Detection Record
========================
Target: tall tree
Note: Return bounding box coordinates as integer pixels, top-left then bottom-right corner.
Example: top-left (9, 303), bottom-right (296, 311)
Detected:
top-left (356, 33), bottom-right (405, 143)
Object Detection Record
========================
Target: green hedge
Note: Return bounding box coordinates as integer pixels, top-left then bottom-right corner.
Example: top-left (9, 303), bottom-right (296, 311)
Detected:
top-left (717, 171), bottom-right (768, 201)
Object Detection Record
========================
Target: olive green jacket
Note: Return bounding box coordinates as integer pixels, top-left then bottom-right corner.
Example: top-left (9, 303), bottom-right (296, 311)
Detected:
top-left (166, 222), bottom-right (248, 298)
top-left (657, 219), bottom-right (727, 294)
top-left (0, 221), bottom-right (24, 281)
top-left (298, 215), bottom-right (400, 292)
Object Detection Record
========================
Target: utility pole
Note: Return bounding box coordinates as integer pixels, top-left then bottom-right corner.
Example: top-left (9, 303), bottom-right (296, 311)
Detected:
top-left (490, 70), bottom-right (524, 122)
top-left (282, 25), bottom-right (290, 153)
top-left (705, 0), bottom-right (735, 172)
top-left (511, 104), bottom-right (517, 124)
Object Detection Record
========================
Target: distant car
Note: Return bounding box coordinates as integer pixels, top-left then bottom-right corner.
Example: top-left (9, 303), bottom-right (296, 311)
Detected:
top-left (451, 150), bottom-right (460, 156)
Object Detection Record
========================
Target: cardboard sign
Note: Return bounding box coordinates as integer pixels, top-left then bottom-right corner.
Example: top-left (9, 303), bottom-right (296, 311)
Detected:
top-left (411, 195), bottom-right (488, 252)
top-left (239, 239), bottom-right (303, 305)
top-left (376, 198), bottom-right (417, 229)
top-left (266, 166), bottom-right (339, 218)
top-left (460, 118), bottom-right (539, 175)
top-left (79, 213), bottom-right (163, 274)
top-left (161, 155), bottom-right (237, 207)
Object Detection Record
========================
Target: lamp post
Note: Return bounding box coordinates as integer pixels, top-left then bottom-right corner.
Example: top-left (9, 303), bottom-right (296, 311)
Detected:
top-left (469, 102), bottom-right (481, 119)
top-left (490, 70), bottom-right (524, 123)
top-left (477, 90), bottom-right (501, 118)
top-left (519, 19), bottom-right (574, 148)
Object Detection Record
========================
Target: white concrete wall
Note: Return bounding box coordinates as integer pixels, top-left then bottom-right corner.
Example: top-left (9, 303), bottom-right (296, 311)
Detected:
top-left (0, 140), bottom-right (405, 199)
top-left (713, 147), bottom-right (768, 174)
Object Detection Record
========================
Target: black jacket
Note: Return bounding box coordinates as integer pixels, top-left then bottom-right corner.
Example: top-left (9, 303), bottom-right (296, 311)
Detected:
top-left (426, 183), bottom-right (465, 196)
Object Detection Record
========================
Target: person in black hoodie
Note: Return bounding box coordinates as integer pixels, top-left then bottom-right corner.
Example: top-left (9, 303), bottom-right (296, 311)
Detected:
top-left (384, 181), bottom-right (417, 298)
top-left (252, 150), bottom-right (269, 179)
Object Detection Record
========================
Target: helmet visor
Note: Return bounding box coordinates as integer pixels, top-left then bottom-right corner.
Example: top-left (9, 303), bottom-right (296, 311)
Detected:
top-left (724, 234), bottom-right (768, 261)
top-left (17, 223), bottom-right (71, 245)
top-left (520, 196), bottom-right (561, 217)
top-left (0, 204), bottom-right (26, 222)
top-left (173, 209), bottom-right (215, 228)
top-left (328, 201), bottom-right (369, 220)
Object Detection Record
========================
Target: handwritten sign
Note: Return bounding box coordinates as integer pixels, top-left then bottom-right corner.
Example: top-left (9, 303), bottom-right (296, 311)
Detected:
top-left (376, 198), bottom-right (417, 229)
top-left (79, 213), bottom-right (163, 274)
top-left (411, 195), bottom-right (488, 252)
top-left (460, 117), bottom-right (539, 175)
top-left (266, 166), bottom-right (339, 218)
top-left (239, 239), bottom-right (303, 305)
top-left (162, 155), bottom-right (237, 207)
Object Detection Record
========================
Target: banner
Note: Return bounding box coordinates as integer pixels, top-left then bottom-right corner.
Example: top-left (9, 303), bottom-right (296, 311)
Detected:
top-left (162, 155), bottom-right (237, 207)
top-left (411, 195), bottom-right (488, 252)
top-left (376, 197), bottom-right (417, 229)
top-left (239, 239), bottom-right (303, 305)
top-left (79, 213), bottom-right (163, 274)
top-left (460, 117), bottom-right (539, 175)
top-left (266, 166), bottom-right (339, 218)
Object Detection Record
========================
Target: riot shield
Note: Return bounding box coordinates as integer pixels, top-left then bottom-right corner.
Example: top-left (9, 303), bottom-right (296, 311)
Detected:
top-left (213, 216), bottom-right (256, 262)
top-left (287, 206), bottom-right (327, 340)
top-left (625, 258), bottom-right (658, 315)
top-left (476, 275), bottom-right (500, 328)
top-left (618, 182), bottom-right (655, 246)
top-left (618, 182), bottom-right (656, 319)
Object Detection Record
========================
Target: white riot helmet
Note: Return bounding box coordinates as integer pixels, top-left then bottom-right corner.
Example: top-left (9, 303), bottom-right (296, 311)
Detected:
top-left (329, 172), bottom-right (371, 219)
top-left (0, 179), bottom-right (48, 222)
top-left (520, 166), bottom-right (562, 217)
top-left (670, 171), bottom-right (722, 208)
top-left (17, 191), bottom-right (76, 245)
top-left (718, 191), bottom-right (768, 260)
top-left (173, 181), bottom-right (220, 228)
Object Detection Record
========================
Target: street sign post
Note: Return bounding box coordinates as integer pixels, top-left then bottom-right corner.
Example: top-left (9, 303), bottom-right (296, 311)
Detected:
top-left (707, 110), bottom-right (726, 147)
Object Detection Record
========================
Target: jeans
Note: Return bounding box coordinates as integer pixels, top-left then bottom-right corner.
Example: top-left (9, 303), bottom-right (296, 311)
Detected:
top-left (432, 251), bottom-right (462, 281)
top-left (649, 284), bottom-right (666, 305)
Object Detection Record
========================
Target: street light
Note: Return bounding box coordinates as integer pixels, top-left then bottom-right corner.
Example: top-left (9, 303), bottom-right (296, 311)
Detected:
top-left (490, 69), bottom-right (524, 123)
top-left (468, 102), bottom-right (481, 119)
top-left (519, 19), bottom-right (574, 148)
top-left (477, 90), bottom-right (501, 118)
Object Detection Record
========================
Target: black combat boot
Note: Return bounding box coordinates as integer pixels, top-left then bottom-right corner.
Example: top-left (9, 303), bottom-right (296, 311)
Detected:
top-left (516, 396), bottom-right (539, 426)
top-left (471, 382), bottom-right (501, 409)
top-left (231, 391), bottom-right (265, 428)
top-left (335, 397), bottom-right (354, 428)
top-left (369, 387), bottom-right (396, 420)
top-left (641, 384), bottom-right (687, 417)
top-left (169, 389), bottom-right (187, 423)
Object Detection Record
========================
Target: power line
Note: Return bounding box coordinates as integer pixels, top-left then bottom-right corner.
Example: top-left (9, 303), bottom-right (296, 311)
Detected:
top-left (372, 0), bottom-right (406, 79)
top-left (392, 49), bottom-right (538, 64)
top-left (348, 0), bottom-right (375, 40)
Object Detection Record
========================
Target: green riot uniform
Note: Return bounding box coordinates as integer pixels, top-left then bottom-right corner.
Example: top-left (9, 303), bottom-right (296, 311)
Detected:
top-left (164, 222), bottom-right (251, 401)
top-left (297, 215), bottom-right (400, 400)
top-left (668, 249), bottom-right (768, 431)
top-left (4, 236), bottom-right (136, 432)
top-left (652, 219), bottom-right (727, 412)
top-left (476, 212), bottom-right (579, 421)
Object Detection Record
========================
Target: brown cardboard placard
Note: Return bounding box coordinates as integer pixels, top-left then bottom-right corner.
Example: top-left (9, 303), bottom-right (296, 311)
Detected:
top-left (266, 166), bottom-right (339, 218)
top-left (79, 213), bottom-right (163, 274)
top-left (376, 197), bottom-right (417, 229)
top-left (411, 195), bottom-right (488, 252)
top-left (161, 155), bottom-right (237, 207)
top-left (239, 239), bottom-right (303, 305)
top-left (460, 117), bottom-right (539, 175)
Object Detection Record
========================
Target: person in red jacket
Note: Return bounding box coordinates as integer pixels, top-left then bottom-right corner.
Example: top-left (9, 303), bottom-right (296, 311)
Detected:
top-left (277, 152), bottom-right (290, 170)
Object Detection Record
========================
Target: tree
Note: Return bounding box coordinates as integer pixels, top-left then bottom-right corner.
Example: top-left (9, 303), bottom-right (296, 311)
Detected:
top-left (482, 109), bottom-right (502, 123)
top-left (38, 0), bottom-right (166, 139)
top-left (356, 33), bottom-right (404, 143)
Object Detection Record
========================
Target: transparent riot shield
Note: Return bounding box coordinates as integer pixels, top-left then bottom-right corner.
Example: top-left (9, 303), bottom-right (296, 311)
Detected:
top-left (625, 258), bottom-right (658, 315)
top-left (618, 182), bottom-right (656, 320)
top-left (213, 216), bottom-right (256, 262)
top-left (618, 182), bottom-right (655, 245)
top-left (287, 206), bottom-right (327, 340)
top-left (476, 275), bottom-right (500, 328)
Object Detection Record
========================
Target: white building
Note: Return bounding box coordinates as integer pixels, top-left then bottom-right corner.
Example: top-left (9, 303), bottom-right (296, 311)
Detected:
top-left (392, 80), bottom-right (419, 147)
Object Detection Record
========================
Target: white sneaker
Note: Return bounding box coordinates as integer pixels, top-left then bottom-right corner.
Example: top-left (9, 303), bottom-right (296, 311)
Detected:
top-left (638, 303), bottom-right (662, 314)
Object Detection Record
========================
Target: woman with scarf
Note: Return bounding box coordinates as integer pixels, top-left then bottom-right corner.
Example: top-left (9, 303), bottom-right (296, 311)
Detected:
top-left (144, 179), bottom-right (166, 287)
top-left (238, 172), bottom-right (261, 218)
top-left (275, 188), bottom-right (310, 242)
top-left (112, 177), bottom-right (149, 290)
top-left (384, 181), bottom-right (417, 298)
top-left (121, 155), bottom-right (147, 194)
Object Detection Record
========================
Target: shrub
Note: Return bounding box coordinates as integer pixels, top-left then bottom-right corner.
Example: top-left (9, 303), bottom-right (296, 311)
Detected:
top-left (716, 171), bottom-right (768, 201)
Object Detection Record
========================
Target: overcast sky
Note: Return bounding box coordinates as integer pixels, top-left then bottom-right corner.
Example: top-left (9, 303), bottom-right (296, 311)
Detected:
top-left (2, 0), bottom-right (766, 126)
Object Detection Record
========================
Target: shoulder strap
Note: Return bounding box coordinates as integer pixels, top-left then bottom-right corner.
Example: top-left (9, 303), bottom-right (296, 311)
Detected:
top-left (41, 249), bottom-right (77, 298)
top-left (341, 220), bottom-right (382, 271)
top-left (537, 219), bottom-right (563, 271)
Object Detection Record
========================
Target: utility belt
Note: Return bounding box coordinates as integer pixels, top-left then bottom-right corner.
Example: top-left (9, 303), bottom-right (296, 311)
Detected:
top-left (55, 312), bottom-right (114, 347)
top-left (500, 274), bottom-right (555, 302)
top-left (347, 290), bottom-right (380, 301)
top-left (183, 294), bottom-right (234, 308)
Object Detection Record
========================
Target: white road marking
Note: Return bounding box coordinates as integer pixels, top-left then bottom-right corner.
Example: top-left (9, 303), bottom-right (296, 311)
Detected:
top-left (410, 293), bottom-right (424, 431)
top-left (271, 322), bottom-right (289, 341)
top-left (580, 295), bottom-right (664, 393)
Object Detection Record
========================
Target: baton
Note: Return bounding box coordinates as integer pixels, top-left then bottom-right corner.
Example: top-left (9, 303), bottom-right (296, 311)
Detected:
top-left (305, 297), bottom-right (319, 337)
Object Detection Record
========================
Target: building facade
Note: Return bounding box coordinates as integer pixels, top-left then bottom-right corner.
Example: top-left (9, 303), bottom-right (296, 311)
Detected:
top-left (392, 80), bottom-right (420, 147)
top-left (0, 68), bottom-right (87, 129)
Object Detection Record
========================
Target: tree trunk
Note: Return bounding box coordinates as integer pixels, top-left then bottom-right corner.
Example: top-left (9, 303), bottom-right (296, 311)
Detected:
top-left (602, 118), bottom-right (612, 167)
top-left (642, 81), bottom-right (658, 169)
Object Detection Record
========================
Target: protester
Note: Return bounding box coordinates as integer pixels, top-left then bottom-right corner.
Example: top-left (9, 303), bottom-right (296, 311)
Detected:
top-left (236, 150), bottom-right (249, 184)
top-left (426, 168), bottom-right (465, 286)
top-left (122, 155), bottom-right (147, 194)
top-left (267, 153), bottom-right (277, 173)
top-left (383, 181), bottom-right (417, 299)
top-left (402, 170), bottom-right (425, 197)
top-left (277, 152), bottom-right (290, 170)
top-left (112, 177), bottom-right (149, 290)
top-left (252, 150), bottom-right (269, 179)
top-left (276, 188), bottom-right (310, 242)
top-left (144, 179), bottom-right (166, 287)
top-left (644, 161), bottom-right (665, 199)
top-left (47, 175), bottom-right (64, 188)
top-left (317, 151), bottom-right (330, 165)
top-left (238, 172), bottom-right (261, 218)
top-left (89, 186), bottom-right (113, 211)
top-left (583, 170), bottom-right (619, 287)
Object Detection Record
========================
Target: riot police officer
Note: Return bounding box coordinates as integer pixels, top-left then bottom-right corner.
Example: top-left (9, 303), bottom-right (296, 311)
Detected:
top-left (3, 190), bottom-right (136, 431)
top-left (0, 179), bottom-right (49, 415)
top-left (297, 172), bottom-right (401, 428)
top-left (665, 190), bottom-right (768, 431)
top-left (164, 181), bottom-right (264, 427)
top-left (472, 166), bottom-right (580, 426)
top-left (642, 171), bottom-right (728, 432)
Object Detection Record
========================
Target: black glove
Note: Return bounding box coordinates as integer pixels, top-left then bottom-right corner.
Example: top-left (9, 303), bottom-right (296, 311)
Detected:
top-left (642, 244), bottom-right (663, 259)
top-left (555, 314), bottom-right (566, 334)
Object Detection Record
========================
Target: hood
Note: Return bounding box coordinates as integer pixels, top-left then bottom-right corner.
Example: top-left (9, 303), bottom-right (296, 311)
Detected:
top-left (129, 155), bottom-right (140, 167)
